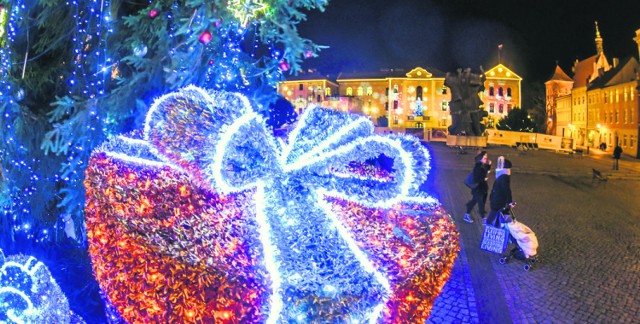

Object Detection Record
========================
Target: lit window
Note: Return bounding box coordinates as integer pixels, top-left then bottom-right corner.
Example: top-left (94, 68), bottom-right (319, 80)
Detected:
top-left (631, 86), bottom-right (635, 101)
top-left (489, 103), bottom-right (495, 113)
top-left (346, 87), bottom-right (353, 96)
top-left (325, 87), bottom-right (331, 96)
top-left (416, 86), bottom-right (423, 100)
top-left (616, 90), bottom-right (619, 103)
top-left (499, 104), bottom-right (504, 113)
top-left (441, 101), bottom-right (448, 111)
top-left (366, 87), bottom-right (373, 96)
top-left (507, 104), bottom-right (512, 113)
top-left (357, 87), bottom-right (364, 96)
top-left (498, 88), bottom-right (504, 97)
top-left (624, 89), bottom-right (628, 102)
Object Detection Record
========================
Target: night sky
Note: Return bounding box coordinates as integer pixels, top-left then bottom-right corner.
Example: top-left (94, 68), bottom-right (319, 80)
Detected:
top-left (297, 0), bottom-right (640, 83)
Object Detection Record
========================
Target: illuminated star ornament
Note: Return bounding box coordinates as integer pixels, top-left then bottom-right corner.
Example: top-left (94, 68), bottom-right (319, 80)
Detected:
top-left (84, 85), bottom-right (459, 322)
top-left (228, 0), bottom-right (269, 26)
top-left (0, 249), bottom-right (84, 323)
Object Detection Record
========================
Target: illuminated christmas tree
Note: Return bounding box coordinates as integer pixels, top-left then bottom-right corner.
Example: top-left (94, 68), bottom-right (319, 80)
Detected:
top-left (0, 0), bottom-right (327, 245)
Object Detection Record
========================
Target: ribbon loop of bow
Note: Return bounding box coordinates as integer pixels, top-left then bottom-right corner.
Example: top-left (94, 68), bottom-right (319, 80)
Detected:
top-left (144, 86), bottom-right (429, 207)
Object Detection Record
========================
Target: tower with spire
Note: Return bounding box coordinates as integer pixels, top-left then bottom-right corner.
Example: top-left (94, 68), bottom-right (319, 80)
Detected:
top-left (595, 21), bottom-right (604, 55)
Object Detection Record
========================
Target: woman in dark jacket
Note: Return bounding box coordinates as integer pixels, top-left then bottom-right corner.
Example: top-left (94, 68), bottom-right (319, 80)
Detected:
top-left (486, 156), bottom-right (513, 227)
top-left (463, 151), bottom-right (491, 223)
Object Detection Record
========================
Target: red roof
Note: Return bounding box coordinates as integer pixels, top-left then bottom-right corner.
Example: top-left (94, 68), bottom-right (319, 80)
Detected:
top-left (548, 65), bottom-right (572, 82)
top-left (572, 55), bottom-right (598, 88)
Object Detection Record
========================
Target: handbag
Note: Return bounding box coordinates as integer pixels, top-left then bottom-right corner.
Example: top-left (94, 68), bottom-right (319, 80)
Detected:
top-left (480, 224), bottom-right (509, 254)
top-left (464, 171), bottom-right (478, 189)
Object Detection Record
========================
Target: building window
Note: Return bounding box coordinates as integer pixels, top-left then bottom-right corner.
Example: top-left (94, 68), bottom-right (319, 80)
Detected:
top-left (499, 104), bottom-right (504, 113)
top-left (308, 95), bottom-right (313, 102)
top-left (366, 87), bottom-right (373, 96)
top-left (325, 87), bottom-right (331, 96)
top-left (609, 112), bottom-right (613, 123)
top-left (489, 87), bottom-right (494, 96)
top-left (615, 90), bottom-right (619, 103)
top-left (624, 109), bottom-right (628, 123)
top-left (631, 135), bottom-right (636, 148)
top-left (604, 93), bottom-right (607, 103)
top-left (441, 101), bottom-right (448, 111)
top-left (498, 87), bottom-right (504, 97)
top-left (631, 86), bottom-right (635, 101)
top-left (615, 110), bottom-right (619, 123)
top-left (357, 87), bottom-right (364, 96)
top-left (346, 87), bottom-right (353, 96)
top-left (507, 88), bottom-right (512, 97)
top-left (393, 100), bottom-right (398, 109)
top-left (489, 103), bottom-right (495, 113)
top-left (386, 87), bottom-right (389, 96)
top-left (317, 95), bottom-right (322, 103)
top-left (507, 104), bottom-right (512, 113)
top-left (393, 115), bottom-right (399, 125)
top-left (624, 135), bottom-right (628, 147)
top-left (299, 84), bottom-right (303, 91)
top-left (385, 102), bottom-right (388, 111)
top-left (624, 89), bottom-right (628, 102)
top-left (441, 85), bottom-right (447, 94)
top-left (416, 86), bottom-right (423, 100)
top-left (407, 115), bottom-right (415, 121)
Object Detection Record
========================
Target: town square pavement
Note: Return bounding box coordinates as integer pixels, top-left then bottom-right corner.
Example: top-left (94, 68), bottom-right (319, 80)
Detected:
top-left (424, 143), bottom-right (640, 323)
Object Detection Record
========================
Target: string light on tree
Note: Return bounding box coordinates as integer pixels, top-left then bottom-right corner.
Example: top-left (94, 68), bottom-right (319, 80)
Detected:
top-left (229, 0), bottom-right (269, 26)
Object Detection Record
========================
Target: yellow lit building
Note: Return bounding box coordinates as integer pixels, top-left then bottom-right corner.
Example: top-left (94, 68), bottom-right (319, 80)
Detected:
top-left (277, 70), bottom-right (340, 114)
top-left (546, 24), bottom-right (640, 157)
top-left (483, 64), bottom-right (522, 128)
top-left (278, 64), bottom-right (522, 140)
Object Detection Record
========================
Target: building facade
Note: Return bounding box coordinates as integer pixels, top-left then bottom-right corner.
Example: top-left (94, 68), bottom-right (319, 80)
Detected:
top-left (546, 24), bottom-right (640, 157)
top-left (278, 64), bottom-right (522, 140)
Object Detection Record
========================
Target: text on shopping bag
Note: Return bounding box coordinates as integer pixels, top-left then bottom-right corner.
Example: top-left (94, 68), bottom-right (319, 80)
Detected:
top-left (480, 225), bottom-right (509, 254)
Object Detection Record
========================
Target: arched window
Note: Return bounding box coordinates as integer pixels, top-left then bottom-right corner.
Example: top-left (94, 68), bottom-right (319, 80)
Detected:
top-left (489, 87), bottom-right (495, 96)
top-left (499, 104), bottom-right (504, 113)
top-left (317, 95), bottom-right (322, 103)
top-left (357, 87), bottom-right (364, 96)
top-left (416, 86), bottom-right (423, 100)
top-left (507, 88), bottom-right (512, 97)
top-left (346, 87), bottom-right (353, 96)
top-left (498, 87), bottom-right (504, 97)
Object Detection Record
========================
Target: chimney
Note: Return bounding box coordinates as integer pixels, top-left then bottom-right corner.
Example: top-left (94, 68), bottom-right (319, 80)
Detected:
top-left (613, 57), bottom-right (619, 68)
top-left (634, 29), bottom-right (640, 60)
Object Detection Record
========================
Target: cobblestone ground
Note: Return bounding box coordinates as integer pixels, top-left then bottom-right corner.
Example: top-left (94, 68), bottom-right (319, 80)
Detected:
top-left (424, 143), bottom-right (640, 323)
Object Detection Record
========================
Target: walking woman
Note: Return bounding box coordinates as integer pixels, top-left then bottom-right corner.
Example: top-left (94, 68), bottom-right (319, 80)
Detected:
top-left (464, 151), bottom-right (491, 223)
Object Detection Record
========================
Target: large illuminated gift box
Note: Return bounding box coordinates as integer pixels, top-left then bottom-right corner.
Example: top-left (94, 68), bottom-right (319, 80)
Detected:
top-left (85, 86), bottom-right (459, 323)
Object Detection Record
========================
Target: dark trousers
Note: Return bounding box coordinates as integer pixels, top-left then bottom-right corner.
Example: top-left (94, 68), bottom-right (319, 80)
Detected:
top-left (465, 189), bottom-right (487, 217)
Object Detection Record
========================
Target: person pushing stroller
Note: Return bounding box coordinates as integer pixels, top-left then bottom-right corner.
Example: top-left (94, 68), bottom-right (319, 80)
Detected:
top-left (486, 156), bottom-right (539, 270)
top-left (486, 156), bottom-right (512, 227)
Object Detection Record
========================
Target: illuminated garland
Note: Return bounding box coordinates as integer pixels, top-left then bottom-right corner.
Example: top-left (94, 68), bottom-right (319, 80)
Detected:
top-left (0, 249), bottom-right (84, 323)
top-left (85, 86), bottom-right (459, 322)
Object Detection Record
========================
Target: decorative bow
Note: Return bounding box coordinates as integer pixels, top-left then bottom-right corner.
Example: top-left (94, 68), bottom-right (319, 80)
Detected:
top-left (139, 85), bottom-right (431, 322)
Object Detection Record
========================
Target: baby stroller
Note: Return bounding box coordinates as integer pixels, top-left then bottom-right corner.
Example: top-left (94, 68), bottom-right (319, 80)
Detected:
top-left (496, 203), bottom-right (539, 271)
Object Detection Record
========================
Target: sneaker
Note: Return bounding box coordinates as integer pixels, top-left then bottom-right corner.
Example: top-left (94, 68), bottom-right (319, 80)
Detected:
top-left (463, 214), bottom-right (473, 223)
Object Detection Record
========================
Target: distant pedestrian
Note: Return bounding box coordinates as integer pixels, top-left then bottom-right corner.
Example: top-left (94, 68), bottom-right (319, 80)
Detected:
top-left (463, 151), bottom-right (491, 223)
top-left (613, 144), bottom-right (623, 170)
top-left (486, 156), bottom-right (513, 227)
